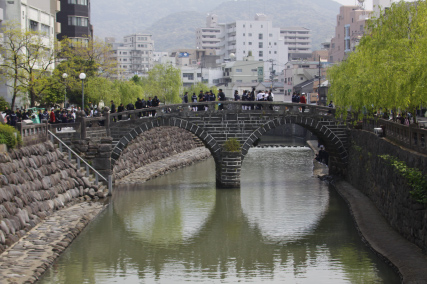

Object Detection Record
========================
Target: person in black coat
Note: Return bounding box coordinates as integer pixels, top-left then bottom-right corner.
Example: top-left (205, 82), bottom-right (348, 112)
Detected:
top-left (118, 103), bottom-right (124, 121)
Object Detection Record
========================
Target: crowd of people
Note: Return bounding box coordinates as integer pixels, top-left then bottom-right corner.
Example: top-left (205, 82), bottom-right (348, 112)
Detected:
top-left (2, 107), bottom-right (79, 127)
top-left (110, 96), bottom-right (161, 121)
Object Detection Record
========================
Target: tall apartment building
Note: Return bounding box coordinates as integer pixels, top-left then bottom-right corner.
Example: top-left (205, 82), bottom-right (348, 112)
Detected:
top-left (328, 5), bottom-right (372, 63)
top-left (373, 0), bottom-right (392, 18)
top-left (195, 14), bottom-right (221, 56)
top-left (56, 0), bottom-right (92, 44)
top-left (108, 34), bottom-right (154, 80)
top-left (280, 27), bottom-right (312, 60)
top-left (0, 0), bottom-right (59, 107)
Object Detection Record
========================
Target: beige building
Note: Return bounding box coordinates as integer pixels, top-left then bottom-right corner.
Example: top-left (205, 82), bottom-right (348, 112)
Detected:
top-left (108, 34), bottom-right (154, 80)
top-left (328, 5), bottom-right (372, 63)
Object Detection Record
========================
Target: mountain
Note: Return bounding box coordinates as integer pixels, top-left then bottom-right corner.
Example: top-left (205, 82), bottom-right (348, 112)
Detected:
top-left (91, 0), bottom-right (341, 51)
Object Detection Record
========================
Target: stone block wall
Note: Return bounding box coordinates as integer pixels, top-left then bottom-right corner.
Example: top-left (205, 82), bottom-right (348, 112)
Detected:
top-left (0, 142), bottom-right (104, 254)
top-left (113, 127), bottom-right (200, 180)
top-left (346, 130), bottom-right (427, 251)
top-left (72, 137), bottom-right (113, 179)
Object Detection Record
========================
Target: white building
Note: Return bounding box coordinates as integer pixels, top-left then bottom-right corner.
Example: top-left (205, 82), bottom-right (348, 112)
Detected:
top-left (280, 27), bottom-right (312, 60)
top-left (373, 0), bottom-right (392, 18)
top-left (196, 14), bottom-right (288, 81)
top-left (108, 34), bottom-right (154, 80)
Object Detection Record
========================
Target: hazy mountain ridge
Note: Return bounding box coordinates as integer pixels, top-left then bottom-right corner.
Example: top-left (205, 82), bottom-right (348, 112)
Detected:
top-left (92, 0), bottom-right (341, 52)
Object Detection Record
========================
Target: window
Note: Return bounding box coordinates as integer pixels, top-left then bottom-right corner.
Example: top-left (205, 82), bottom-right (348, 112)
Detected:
top-left (29, 20), bottom-right (38, 32)
top-left (261, 25), bottom-right (263, 28)
top-left (274, 42), bottom-right (277, 45)
top-left (269, 51), bottom-right (271, 54)
top-left (259, 34), bottom-right (263, 40)
top-left (68, 0), bottom-right (88, 4)
top-left (300, 77), bottom-right (303, 80)
top-left (274, 51), bottom-right (277, 54)
top-left (183, 73), bottom-right (194, 80)
top-left (68, 16), bottom-right (88, 27)
top-left (248, 33), bottom-right (252, 37)
top-left (41, 24), bottom-right (50, 34)
top-left (259, 51), bottom-right (263, 57)
top-left (259, 42), bottom-right (263, 48)
top-left (249, 42), bottom-right (252, 45)
top-left (269, 33), bottom-right (273, 37)
top-left (236, 69), bottom-right (242, 72)
top-left (243, 33), bottom-right (245, 36)
top-left (236, 80), bottom-right (243, 83)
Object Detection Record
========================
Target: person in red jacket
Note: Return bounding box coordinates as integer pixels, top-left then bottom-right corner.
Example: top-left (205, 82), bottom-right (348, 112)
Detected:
top-left (300, 93), bottom-right (307, 113)
top-left (49, 108), bottom-right (56, 124)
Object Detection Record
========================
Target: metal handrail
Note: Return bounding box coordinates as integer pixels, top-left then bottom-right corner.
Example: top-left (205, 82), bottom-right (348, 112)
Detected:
top-left (48, 130), bottom-right (113, 195)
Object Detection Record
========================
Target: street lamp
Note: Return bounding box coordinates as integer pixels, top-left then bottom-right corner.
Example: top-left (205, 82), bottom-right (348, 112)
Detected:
top-left (62, 73), bottom-right (68, 108)
top-left (79, 73), bottom-right (86, 111)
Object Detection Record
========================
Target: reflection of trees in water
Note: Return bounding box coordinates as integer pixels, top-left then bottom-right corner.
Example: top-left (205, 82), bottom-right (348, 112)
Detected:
top-left (41, 188), bottom-right (398, 283)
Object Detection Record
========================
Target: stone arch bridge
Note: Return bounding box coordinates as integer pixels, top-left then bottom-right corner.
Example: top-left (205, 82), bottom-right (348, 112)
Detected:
top-left (102, 101), bottom-right (349, 188)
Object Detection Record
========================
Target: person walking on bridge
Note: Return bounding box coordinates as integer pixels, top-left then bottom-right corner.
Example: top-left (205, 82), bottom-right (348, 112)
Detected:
top-left (218, 89), bottom-right (225, 110)
top-left (300, 93), bottom-right (307, 113)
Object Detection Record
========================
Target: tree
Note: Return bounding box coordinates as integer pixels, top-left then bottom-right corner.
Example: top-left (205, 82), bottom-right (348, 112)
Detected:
top-left (327, 1), bottom-right (427, 121)
top-left (145, 64), bottom-right (182, 104)
top-left (44, 36), bottom-right (119, 108)
top-left (0, 21), bottom-right (57, 109)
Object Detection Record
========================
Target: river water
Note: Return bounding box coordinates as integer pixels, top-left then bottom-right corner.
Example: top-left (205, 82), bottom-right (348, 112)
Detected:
top-left (39, 140), bottom-right (400, 283)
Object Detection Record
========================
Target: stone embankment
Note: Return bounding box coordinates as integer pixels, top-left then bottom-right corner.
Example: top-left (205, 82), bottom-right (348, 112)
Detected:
top-left (113, 126), bottom-right (202, 180)
top-left (0, 142), bottom-right (107, 255)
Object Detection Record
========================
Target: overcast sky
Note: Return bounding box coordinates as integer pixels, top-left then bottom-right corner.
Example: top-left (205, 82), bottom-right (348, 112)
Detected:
top-left (334, 0), bottom-right (415, 10)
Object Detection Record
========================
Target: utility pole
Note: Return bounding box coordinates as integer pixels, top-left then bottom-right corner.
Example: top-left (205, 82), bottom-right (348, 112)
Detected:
top-left (318, 55), bottom-right (321, 103)
top-left (269, 59), bottom-right (276, 89)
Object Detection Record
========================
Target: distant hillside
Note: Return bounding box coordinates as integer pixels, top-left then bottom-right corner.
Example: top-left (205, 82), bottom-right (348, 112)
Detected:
top-left (92, 0), bottom-right (341, 51)
top-left (91, 0), bottom-right (230, 40)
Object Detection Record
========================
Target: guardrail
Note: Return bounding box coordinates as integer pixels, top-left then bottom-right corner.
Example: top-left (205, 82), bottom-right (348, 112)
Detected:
top-left (107, 101), bottom-right (338, 124)
top-left (363, 118), bottom-right (427, 154)
top-left (48, 130), bottom-right (113, 195)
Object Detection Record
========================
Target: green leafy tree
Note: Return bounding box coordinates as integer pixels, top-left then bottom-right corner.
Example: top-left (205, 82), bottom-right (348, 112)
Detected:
top-left (146, 64), bottom-right (182, 104)
top-left (328, 1), bottom-right (427, 121)
top-left (0, 21), bottom-right (57, 109)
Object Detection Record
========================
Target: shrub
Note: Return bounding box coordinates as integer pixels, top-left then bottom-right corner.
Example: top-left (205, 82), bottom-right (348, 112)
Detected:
top-left (223, 138), bottom-right (241, 152)
top-left (0, 124), bottom-right (22, 149)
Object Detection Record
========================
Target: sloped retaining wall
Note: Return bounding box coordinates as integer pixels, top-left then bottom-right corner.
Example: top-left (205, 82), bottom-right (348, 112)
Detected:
top-left (113, 127), bottom-right (201, 180)
top-left (0, 142), bottom-right (105, 254)
top-left (347, 130), bottom-right (427, 252)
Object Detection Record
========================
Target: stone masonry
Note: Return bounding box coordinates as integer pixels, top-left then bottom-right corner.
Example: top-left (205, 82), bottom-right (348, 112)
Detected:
top-left (347, 130), bottom-right (427, 252)
top-left (0, 142), bottom-right (107, 255)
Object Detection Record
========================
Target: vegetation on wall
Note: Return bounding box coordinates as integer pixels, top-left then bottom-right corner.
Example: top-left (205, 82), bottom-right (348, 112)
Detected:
top-left (0, 124), bottom-right (22, 149)
top-left (223, 138), bottom-right (241, 152)
top-left (379, 154), bottom-right (427, 204)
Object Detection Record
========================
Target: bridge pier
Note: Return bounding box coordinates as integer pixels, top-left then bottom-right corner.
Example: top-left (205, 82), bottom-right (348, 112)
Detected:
top-left (216, 151), bottom-right (242, 188)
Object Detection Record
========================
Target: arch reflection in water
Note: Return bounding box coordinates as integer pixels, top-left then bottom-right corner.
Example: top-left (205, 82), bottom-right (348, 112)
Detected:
top-left (38, 148), bottom-right (400, 283)
top-left (241, 147), bottom-right (329, 243)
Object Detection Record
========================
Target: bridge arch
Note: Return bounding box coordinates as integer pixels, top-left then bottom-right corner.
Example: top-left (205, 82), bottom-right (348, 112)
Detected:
top-left (241, 116), bottom-right (348, 173)
top-left (110, 117), bottom-right (222, 168)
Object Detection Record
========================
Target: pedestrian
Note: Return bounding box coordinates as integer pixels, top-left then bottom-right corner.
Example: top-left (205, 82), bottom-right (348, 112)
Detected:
top-left (242, 90), bottom-right (248, 110)
top-left (218, 89), bottom-right (226, 110)
top-left (111, 100), bottom-right (116, 122)
top-left (192, 92), bottom-right (198, 111)
top-left (118, 103), bottom-right (124, 121)
top-left (300, 93), bottom-right (307, 113)
top-left (234, 90), bottom-right (240, 101)
top-left (183, 92), bottom-right (188, 104)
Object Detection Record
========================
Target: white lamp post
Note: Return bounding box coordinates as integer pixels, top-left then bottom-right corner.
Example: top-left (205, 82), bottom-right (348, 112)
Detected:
top-left (62, 73), bottom-right (68, 108)
top-left (79, 73), bottom-right (86, 111)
